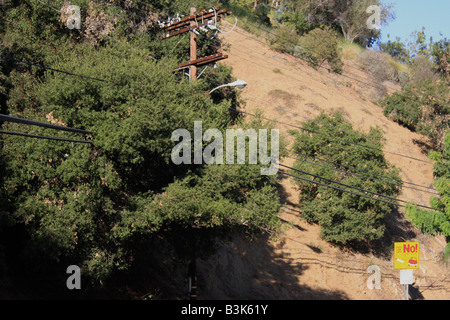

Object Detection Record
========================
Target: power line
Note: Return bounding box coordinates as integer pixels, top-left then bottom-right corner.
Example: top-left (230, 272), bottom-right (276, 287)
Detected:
top-left (222, 22), bottom-right (446, 130)
top-left (223, 220), bottom-right (449, 286)
top-left (1, 9), bottom-right (434, 178)
top-left (35, 0), bottom-right (60, 12)
top-left (221, 21), bottom-right (400, 93)
top-left (225, 18), bottom-right (391, 78)
top-left (214, 44), bottom-right (437, 167)
top-left (197, 28), bottom-right (356, 97)
top-left (3, 9), bottom-right (435, 170)
top-left (99, 0), bottom-right (151, 21)
top-left (230, 107), bottom-right (432, 164)
top-left (0, 130), bottom-right (91, 144)
top-left (286, 154), bottom-right (438, 195)
top-left (235, 84), bottom-right (431, 160)
top-left (34, 0), bottom-right (152, 20)
top-left (281, 169), bottom-right (399, 207)
top-left (225, 36), bottom-right (421, 126)
top-left (1, 55), bottom-right (110, 83)
top-left (0, 114), bottom-right (92, 144)
top-left (279, 168), bottom-right (441, 212)
top-left (207, 28), bottom-right (417, 126)
top-left (280, 163), bottom-right (437, 211)
top-left (0, 114), bottom-right (91, 135)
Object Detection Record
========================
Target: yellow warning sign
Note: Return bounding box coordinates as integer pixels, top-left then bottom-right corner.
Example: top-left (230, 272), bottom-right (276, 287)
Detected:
top-left (394, 242), bottom-right (419, 269)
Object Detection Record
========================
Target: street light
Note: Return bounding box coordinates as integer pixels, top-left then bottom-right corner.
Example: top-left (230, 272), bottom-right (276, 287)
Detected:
top-left (209, 79), bottom-right (247, 94)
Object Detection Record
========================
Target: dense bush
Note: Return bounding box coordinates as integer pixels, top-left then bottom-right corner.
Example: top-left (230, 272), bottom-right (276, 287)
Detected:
top-left (297, 26), bottom-right (343, 73)
top-left (378, 79), bottom-right (450, 149)
top-left (0, 0), bottom-right (282, 296)
top-left (407, 132), bottom-right (450, 260)
top-left (289, 112), bottom-right (402, 245)
top-left (268, 24), bottom-right (299, 54)
top-left (291, 113), bottom-right (400, 244)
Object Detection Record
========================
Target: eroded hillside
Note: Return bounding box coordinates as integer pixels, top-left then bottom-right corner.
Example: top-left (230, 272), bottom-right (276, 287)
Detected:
top-left (196, 26), bottom-right (449, 300)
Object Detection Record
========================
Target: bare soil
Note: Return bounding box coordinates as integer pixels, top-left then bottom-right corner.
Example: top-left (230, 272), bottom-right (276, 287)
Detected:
top-left (196, 26), bottom-right (449, 300)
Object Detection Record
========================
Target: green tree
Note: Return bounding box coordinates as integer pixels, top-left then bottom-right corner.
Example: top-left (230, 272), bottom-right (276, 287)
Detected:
top-left (430, 38), bottom-right (450, 77)
top-left (297, 26), bottom-right (343, 73)
top-left (0, 0), bottom-right (282, 295)
top-left (268, 24), bottom-right (299, 54)
top-left (379, 79), bottom-right (449, 149)
top-left (274, 0), bottom-right (393, 44)
top-left (290, 112), bottom-right (402, 245)
top-left (379, 36), bottom-right (409, 63)
top-left (335, 0), bottom-right (393, 45)
top-left (407, 132), bottom-right (450, 260)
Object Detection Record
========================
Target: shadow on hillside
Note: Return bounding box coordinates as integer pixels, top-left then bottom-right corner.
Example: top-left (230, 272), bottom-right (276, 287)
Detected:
top-left (412, 138), bottom-right (434, 155)
top-left (189, 173), bottom-right (348, 300)
top-left (276, 171), bottom-right (418, 261)
top-left (341, 207), bottom-right (419, 259)
top-left (196, 234), bottom-right (349, 300)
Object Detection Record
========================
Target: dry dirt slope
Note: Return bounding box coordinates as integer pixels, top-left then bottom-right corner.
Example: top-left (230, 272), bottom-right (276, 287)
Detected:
top-left (195, 26), bottom-right (449, 300)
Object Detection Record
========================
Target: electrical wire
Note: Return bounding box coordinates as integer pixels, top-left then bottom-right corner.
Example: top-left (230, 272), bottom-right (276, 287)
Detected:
top-left (233, 84), bottom-right (432, 161)
top-left (286, 154), bottom-right (438, 195)
top-left (0, 130), bottom-right (91, 144)
top-left (214, 7), bottom-right (238, 35)
top-left (226, 39), bottom-right (420, 125)
top-left (279, 163), bottom-right (437, 211)
top-left (1, 55), bottom-right (110, 83)
top-left (35, 0), bottom-right (60, 12)
top-left (281, 169), bottom-right (399, 207)
top-left (220, 20), bottom-right (400, 93)
top-left (5, 8), bottom-right (439, 182)
top-left (224, 21), bottom-right (447, 130)
top-left (201, 29), bottom-right (418, 125)
top-left (224, 17), bottom-right (389, 76)
top-left (229, 107), bottom-right (432, 164)
top-left (279, 168), bottom-right (441, 212)
top-left (0, 114), bottom-right (91, 135)
top-left (7, 4), bottom-right (449, 289)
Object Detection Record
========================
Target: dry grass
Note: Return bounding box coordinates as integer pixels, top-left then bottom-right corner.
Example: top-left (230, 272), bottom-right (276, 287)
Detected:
top-left (268, 89), bottom-right (302, 109)
top-left (339, 41), bottom-right (364, 61)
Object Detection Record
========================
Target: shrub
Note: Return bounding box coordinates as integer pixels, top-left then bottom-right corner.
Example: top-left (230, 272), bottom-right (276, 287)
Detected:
top-left (379, 80), bottom-right (450, 148)
top-left (430, 38), bottom-right (450, 77)
top-left (339, 41), bottom-right (364, 61)
top-left (358, 49), bottom-right (398, 82)
top-left (407, 132), bottom-right (450, 260)
top-left (0, 40), bottom-right (281, 287)
top-left (408, 56), bottom-right (441, 85)
top-left (268, 24), bottom-right (299, 54)
top-left (290, 112), bottom-right (402, 245)
top-left (254, 3), bottom-right (272, 26)
top-left (297, 26), bottom-right (343, 74)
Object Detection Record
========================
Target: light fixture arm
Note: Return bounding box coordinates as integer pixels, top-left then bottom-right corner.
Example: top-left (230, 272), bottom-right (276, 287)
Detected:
top-left (209, 79), bottom-right (247, 94)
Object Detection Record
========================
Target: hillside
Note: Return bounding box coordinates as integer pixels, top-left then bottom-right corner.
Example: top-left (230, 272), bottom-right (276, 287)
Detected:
top-left (0, 2), bottom-right (448, 301)
top-left (195, 26), bottom-right (449, 300)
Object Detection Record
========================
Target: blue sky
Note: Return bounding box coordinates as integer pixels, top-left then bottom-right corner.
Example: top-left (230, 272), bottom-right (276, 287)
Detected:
top-left (380, 0), bottom-right (450, 43)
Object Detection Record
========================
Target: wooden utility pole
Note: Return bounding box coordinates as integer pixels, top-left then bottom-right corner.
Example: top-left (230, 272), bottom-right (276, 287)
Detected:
top-left (160, 6), bottom-right (231, 81)
top-left (189, 7), bottom-right (197, 81)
